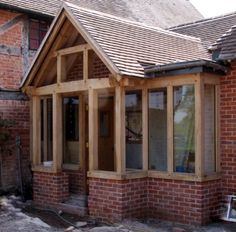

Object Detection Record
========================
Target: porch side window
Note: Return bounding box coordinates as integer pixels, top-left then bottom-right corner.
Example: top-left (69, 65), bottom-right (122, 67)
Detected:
top-left (63, 97), bottom-right (79, 164)
top-left (40, 97), bottom-right (53, 163)
top-left (125, 91), bottom-right (143, 170)
top-left (173, 85), bottom-right (195, 173)
top-left (148, 88), bottom-right (167, 171)
top-left (204, 85), bottom-right (216, 174)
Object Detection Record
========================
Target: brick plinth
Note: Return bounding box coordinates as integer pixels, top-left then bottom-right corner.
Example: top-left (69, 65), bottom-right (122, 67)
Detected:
top-left (88, 177), bottom-right (220, 225)
top-left (148, 178), bottom-right (221, 225)
top-left (63, 169), bottom-right (86, 194)
top-left (33, 172), bottom-right (69, 205)
top-left (88, 177), bottom-right (147, 221)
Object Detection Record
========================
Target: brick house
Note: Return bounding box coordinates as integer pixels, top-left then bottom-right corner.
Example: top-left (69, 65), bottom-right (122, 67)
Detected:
top-left (20, 2), bottom-right (236, 225)
top-left (2, 0), bottom-right (236, 227)
top-left (0, 0), bottom-right (203, 192)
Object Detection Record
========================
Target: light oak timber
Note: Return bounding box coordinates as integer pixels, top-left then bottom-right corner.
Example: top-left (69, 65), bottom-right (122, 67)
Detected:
top-left (115, 86), bottom-right (125, 174)
top-left (142, 88), bottom-right (148, 171)
top-left (83, 48), bottom-right (89, 80)
top-left (195, 74), bottom-right (204, 177)
top-left (167, 85), bottom-right (174, 174)
top-left (32, 78), bottom-right (114, 95)
top-left (32, 96), bottom-right (41, 166)
top-left (54, 44), bottom-right (91, 57)
top-left (146, 74), bottom-right (198, 88)
top-left (201, 73), bottom-right (220, 85)
top-left (57, 55), bottom-right (66, 83)
top-left (88, 89), bottom-right (98, 171)
top-left (52, 93), bottom-right (63, 172)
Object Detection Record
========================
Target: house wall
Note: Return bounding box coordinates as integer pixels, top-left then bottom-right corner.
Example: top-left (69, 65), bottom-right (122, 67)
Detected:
top-left (220, 60), bottom-right (236, 197)
top-left (0, 9), bottom-right (36, 191)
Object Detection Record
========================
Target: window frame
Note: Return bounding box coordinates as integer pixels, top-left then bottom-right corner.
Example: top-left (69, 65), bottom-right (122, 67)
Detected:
top-left (145, 74), bottom-right (220, 181)
top-left (29, 18), bottom-right (51, 50)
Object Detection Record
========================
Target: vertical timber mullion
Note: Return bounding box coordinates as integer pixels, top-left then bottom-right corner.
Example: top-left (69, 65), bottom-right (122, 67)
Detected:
top-left (142, 88), bottom-right (148, 171)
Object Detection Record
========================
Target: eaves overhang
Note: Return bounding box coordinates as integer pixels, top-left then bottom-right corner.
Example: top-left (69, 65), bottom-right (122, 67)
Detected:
top-left (144, 59), bottom-right (228, 78)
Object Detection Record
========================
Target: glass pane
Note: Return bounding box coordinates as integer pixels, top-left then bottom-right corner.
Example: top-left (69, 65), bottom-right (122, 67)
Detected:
top-left (63, 97), bottom-right (79, 164)
top-left (148, 88), bottom-right (167, 171)
top-left (40, 97), bottom-right (53, 163)
top-left (125, 91), bottom-right (142, 170)
top-left (174, 85), bottom-right (195, 173)
top-left (47, 98), bottom-right (53, 161)
top-left (204, 85), bottom-right (216, 174)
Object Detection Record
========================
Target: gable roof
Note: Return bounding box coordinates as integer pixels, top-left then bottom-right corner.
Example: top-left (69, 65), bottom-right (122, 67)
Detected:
top-left (211, 25), bottom-right (236, 61)
top-left (170, 11), bottom-right (236, 47)
top-left (22, 2), bottom-right (210, 87)
top-left (0, 0), bottom-right (203, 28)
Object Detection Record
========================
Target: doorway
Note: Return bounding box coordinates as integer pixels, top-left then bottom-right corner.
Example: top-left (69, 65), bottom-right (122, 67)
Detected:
top-left (98, 96), bottom-right (115, 171)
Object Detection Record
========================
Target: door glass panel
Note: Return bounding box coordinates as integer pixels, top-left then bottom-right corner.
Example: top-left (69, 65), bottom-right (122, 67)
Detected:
top-left (63, 96), bottom-right (79, 164)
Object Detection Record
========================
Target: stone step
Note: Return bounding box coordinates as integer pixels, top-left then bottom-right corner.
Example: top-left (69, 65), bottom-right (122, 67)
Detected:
top-left (63, 194), bottom-right (88, 208)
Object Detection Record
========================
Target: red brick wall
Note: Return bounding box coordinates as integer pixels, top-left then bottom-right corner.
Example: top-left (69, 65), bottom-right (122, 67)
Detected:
top-left (148, 178), bottom-right (221, 225)
top-left (33, 172), bottom-right (69, 205)
top-left (88, 177), bottom-right (147, 221)
top-left (88, 177), bottom-right (220, 225)
top-left (0, 100), bottom-right (30, 190)
top-left (220, 60), bottom-right (236, 197)
top-left (0, 10), bottom-right (23, 89)
top-left (63, 169), bottom-right (86, 194)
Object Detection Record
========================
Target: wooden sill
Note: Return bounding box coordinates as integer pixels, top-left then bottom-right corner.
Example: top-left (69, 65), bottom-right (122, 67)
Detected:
top-left (87, 170), bottom-right (148, 180)
top-left (32, 165), bottom-right (57, 173)
top-left (148, 170), bottom-right (221, 182)
top-left (62, 163), bottom-right (80, 171)
top-left (88, 170), bottom-right (221, 182)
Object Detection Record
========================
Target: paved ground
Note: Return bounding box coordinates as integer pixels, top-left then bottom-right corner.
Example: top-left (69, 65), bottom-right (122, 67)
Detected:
top-left (1, 196), bottom-right (236, 232)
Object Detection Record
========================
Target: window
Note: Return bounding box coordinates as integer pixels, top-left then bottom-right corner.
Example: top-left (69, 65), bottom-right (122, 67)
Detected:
top-left (125, 91), bottom-right (142, 170)
top-left (148, 88), bottom-right (167, 171)
top-left (63, 97), bottom-right (80, 164)
top-left (204, 85), bottom-right (216, 174)
top-left (29, 19), bottom-right (50, 50)
top-left (40, 97), bottom-right (53, 163)
top-left (173, 85), bottom-right (195, 173)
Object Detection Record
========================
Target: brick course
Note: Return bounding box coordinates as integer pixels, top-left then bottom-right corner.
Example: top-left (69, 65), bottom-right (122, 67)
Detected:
top-left (88, 177), bottom-right (220, 225)
top-left (148, 178), bottom-right (221, 225)
top-left (33, 172), bottom-right (69, 205)
top-left (88, 178), bottom-right (147, 221)
top-left (220, 60), bottom-right (236, 197)
top-left (63, 169), bottom-right (86, 194)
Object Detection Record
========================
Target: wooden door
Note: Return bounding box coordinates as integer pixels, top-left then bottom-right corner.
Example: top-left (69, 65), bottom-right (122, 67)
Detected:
top-left (98, 97), bottom-right (114, 171)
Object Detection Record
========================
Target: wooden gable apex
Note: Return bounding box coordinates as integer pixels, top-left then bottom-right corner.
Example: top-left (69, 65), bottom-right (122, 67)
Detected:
top-left (21, 3), bottom-right (121, 91)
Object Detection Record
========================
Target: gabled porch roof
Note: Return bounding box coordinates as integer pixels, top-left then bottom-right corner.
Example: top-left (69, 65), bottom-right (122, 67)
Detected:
top-left (21, 2), bottom-right (210, 88)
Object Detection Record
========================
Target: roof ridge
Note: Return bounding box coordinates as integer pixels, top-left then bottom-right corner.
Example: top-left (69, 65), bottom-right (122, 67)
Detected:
top-left (169, 10), bottom-right (236, 30)
top-left (64, 1), bottom-right (202, 43)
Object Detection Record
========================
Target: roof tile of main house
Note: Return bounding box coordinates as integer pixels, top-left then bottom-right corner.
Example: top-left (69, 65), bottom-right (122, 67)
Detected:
top-left (0, 0), bottom-right (203, 28)
top-left (170, 12), bottom-right (236, 47)
top-left (211, 25), bottom-right (236, 61)
top-left (28, 2), bottom-right (209, 78)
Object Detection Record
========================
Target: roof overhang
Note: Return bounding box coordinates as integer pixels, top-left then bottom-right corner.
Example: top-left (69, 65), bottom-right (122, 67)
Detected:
top-left (144, 59), bottom-right (228, 78)
top-left (21, 2), bottom-right (121, 90)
